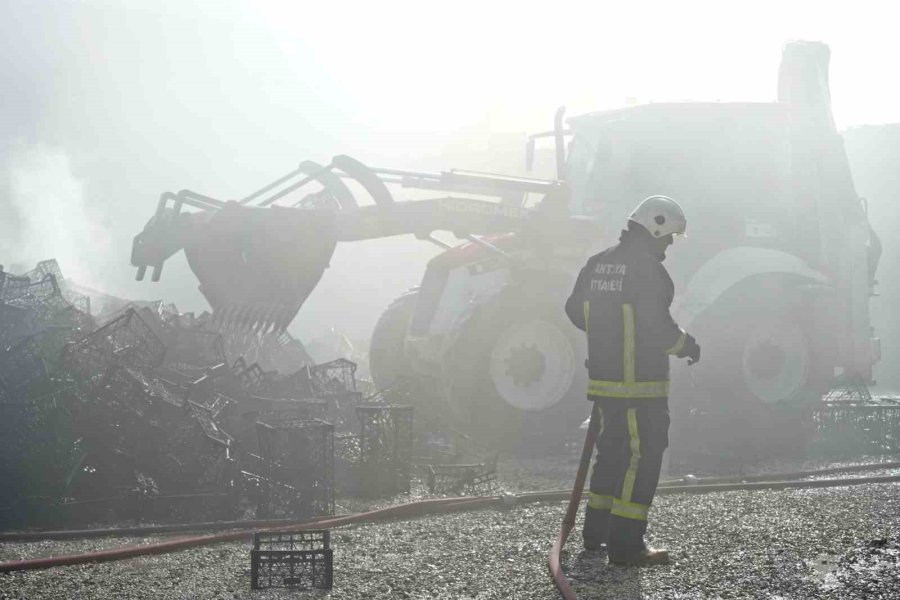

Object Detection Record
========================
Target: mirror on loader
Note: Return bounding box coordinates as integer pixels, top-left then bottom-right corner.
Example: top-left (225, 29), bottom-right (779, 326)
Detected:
top-left (525, 106), bottom-right (572, 180)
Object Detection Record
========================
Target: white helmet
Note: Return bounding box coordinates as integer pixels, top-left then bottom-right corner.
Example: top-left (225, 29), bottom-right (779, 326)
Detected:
top-left (629, 195), bottom-right (687, 238)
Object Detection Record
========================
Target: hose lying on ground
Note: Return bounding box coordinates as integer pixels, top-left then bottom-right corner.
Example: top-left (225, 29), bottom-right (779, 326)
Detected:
top-left (662, 460), bottom-right (900, 485)
top-left (0, 496), bottom-right (497, 572)
top-left (5, 459), bottom-right (898, 542)
top-left (1, 465), bottom-right (899, 574)
top-left (0, 515), bottom-right (347, 542)
top-left (548, 407), bottom-right (599, 600)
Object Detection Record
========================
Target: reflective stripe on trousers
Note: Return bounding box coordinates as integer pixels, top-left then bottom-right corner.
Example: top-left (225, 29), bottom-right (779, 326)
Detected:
top-left (588, 492), bottom-right (614, 510)
top-left (612, 408), bottom-right (648, 521)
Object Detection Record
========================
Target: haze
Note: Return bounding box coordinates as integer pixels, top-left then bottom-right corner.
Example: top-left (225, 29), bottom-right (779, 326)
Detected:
top-left (1, 0), bottom-right (896, 349)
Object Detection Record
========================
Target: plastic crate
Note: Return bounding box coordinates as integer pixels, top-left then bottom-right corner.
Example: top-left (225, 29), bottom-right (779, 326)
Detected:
top-left (250, 530), bottom-right (333, 590)
top-left (255, 419), bottom-right (335, 518)
top-left (356, 404), bottom-right (413, 496)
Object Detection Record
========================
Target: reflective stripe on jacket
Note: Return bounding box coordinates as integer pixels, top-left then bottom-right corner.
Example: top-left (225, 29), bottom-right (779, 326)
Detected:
top-left (565, 229), bottom-right (687, 399)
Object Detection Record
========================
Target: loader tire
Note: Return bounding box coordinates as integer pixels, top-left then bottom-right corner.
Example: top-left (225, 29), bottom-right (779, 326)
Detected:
top-left (369, 289), bottom-right (419, 392)
top-left (443, 288), bottom-right (589, 453)
top-left (669, 281), bottom-right (829, 464)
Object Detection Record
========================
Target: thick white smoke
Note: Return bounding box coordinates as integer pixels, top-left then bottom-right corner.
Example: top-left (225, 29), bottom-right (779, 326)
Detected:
top-left (2, 145), bottom-right (111, 287)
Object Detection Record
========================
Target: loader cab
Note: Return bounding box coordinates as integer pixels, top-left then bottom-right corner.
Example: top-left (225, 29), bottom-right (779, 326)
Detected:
top-left (564, 102), bottom-right (805, 288)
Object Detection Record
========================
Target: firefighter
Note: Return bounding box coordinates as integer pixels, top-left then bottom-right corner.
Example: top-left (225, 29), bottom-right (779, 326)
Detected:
top-left (565, 195), bottom-right (700, 566)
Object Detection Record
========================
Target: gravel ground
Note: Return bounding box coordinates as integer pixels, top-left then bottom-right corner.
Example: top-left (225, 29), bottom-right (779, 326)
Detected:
top-left (568, 481), bottom-right (900, 599)
top-left (2, 463), bottom-right (900, 599)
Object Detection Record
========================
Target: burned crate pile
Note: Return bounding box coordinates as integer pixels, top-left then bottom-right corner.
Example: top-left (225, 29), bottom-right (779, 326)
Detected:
top-left (0, 259), bottom-right (411, 529)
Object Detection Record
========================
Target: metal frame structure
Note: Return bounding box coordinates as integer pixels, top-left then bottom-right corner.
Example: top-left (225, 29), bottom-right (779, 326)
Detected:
top-left (129, 151), bottom-right (585, 334)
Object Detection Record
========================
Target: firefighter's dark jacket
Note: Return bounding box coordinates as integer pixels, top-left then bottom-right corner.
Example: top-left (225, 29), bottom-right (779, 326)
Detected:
top-left (565, 228), bottom-right (690, 399)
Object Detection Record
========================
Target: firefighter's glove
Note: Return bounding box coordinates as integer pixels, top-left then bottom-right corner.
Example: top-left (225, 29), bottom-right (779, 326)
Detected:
top-left (677, 334), bottom-right (701, 365)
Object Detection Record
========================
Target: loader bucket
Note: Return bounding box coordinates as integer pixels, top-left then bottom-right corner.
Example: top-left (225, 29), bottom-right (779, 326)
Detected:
top-left (183, 203), bottom-right (337, 332)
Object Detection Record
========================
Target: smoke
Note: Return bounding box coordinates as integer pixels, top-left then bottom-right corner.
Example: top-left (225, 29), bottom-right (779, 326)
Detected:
top-left (1, 144), bottom-right (112, 287)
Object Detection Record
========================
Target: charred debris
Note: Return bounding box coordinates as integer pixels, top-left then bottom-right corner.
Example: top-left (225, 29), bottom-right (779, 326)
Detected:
top-left (0, 259), bottom-right (484, 530)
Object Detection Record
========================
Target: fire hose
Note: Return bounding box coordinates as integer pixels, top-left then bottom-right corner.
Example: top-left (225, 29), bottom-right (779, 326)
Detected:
top-left (0, 496), bottom-right (498, 572)
top-left (548, 403), bottom-right (600, 600)
top-left (4, 459), bottom-right (897, 543)
top-left (1, 463), bottom-right (899, 596)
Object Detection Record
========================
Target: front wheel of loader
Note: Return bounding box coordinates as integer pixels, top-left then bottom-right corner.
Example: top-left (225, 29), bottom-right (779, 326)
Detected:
top-left (442, 289), bottom-right (589, 453)
top-left (369, 289), bottom-right (419, 391)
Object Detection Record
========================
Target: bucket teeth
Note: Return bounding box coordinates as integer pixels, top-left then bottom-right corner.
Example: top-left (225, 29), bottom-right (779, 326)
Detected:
top-left (247, 307), bottom-right (261, 332)
top-left (262, 306), bottom-right (279, 334)
top-left (253, 308), bottom-right (269, 333)
top-left (213, 302), bottom-right (297, 333)
top-left (236, 306), bottom-right (251, 329)
top-left (223, 305), bottom-right (237, 329)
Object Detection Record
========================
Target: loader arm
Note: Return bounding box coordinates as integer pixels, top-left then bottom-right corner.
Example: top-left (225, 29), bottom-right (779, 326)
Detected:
top-left (334, 196), bottom-right (536, 241)
top-left (132, 156), bottom-right (593, 332)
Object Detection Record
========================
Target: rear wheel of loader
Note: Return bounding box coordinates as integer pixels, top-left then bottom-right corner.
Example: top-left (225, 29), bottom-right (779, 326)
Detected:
top-left (443, 290), bottom-right (589, 452)
top-left (670, 289), bottom-right (827, 465)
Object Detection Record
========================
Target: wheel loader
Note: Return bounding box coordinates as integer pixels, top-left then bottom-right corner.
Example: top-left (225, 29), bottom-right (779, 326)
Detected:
top-left (132, 41), bottom-right (880, 455)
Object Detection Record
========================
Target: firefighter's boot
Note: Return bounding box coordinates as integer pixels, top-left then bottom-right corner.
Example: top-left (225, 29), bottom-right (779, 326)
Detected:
top-left (609, 547), bottom-right (670, 567)
top-left (582, 504), bottom-right (610, 551)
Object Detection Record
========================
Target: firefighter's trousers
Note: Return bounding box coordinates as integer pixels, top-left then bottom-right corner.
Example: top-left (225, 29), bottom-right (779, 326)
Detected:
top-left (582, 398), bottom-right (669, 559)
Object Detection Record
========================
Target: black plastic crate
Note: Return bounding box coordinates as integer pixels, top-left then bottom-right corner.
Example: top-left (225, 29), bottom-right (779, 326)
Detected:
top-left (356, 404), bottom-right (413, 496)
top-left (427, 458), bottom-right (498, 495)
top-left (255, 419), bottom-right (335, 518)
top-left (250, 530), bottom-right (333, 590)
